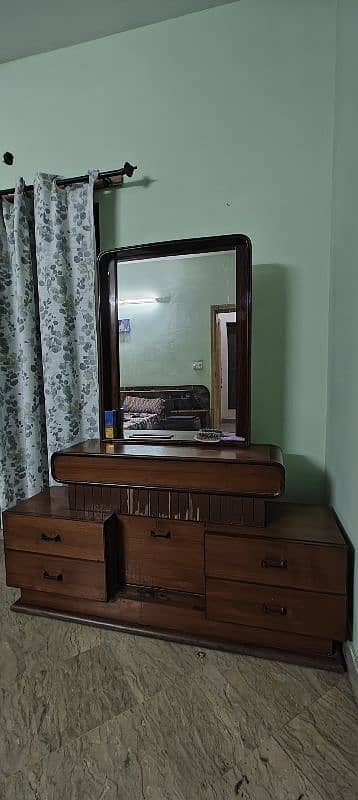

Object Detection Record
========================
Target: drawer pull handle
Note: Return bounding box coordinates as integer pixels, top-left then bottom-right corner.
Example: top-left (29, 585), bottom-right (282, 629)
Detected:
top-left (261, 558), bottom-right (287, 570)
top-left (263, 603), bottom-right (287, 616)
top-left (150, 530), bottom-right (171, 540)
top-left (43, 570), bottom-right (63, 582)
top-left (41, 533), bottom-right (61, 543)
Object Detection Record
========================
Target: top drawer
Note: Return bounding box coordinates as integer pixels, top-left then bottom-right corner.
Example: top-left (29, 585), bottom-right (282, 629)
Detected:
top-left (120, 515), bottom-right (204, 594)
top-left (52, 448), bottom-right (284, 497)
top-left (205, 533), bottom-right (347, 594)
top-left (4, 514), bottom-right (106, 561)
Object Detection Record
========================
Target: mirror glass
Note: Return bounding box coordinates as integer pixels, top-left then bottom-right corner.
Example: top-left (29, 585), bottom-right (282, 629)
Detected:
top-left (117, 250), bottom-right (240, 441)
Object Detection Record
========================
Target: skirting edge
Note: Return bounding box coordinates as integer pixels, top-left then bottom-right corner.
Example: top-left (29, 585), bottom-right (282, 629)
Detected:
top-left (343, 641), bottom-right (358, 705)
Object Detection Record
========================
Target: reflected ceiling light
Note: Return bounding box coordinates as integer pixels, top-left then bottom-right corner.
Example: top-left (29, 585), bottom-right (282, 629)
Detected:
top-left (118, 296), bottom-right (170, 305)
top-left (118, 297), bottom-right (157, 305)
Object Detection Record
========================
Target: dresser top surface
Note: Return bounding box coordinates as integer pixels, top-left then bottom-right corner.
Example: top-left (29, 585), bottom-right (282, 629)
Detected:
top-left (207, 503), bottom-right (347, 547)
top-left (3, 487), bottom-right (107, 523)
top-left (4, 487), bottom-right (346, 546)
top-left (54, 439), bottom-right (284, 466)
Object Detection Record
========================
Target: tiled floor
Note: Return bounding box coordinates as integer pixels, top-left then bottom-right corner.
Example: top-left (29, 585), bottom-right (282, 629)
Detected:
top-left (1, 543), bottom-right (357, 800)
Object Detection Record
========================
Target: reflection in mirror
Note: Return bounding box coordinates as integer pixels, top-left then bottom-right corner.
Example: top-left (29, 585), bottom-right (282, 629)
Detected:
top-left (116, 251), bottom-right (237, 441)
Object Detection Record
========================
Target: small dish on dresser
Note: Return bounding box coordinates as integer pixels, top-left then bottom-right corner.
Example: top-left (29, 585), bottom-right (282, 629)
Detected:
top-left (194, 428), bottom-right (222, 443)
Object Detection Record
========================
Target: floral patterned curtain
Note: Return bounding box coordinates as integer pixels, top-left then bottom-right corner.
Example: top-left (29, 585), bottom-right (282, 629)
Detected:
top-left (34, 172), bottom-right (99, 458)
top-left (0, 172), bottom-right (99, 514)
top-left (0, 180), bottom-right (48, 511)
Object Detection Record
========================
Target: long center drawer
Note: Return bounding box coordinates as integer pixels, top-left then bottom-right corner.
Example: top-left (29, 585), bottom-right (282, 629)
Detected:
top-left (119, 515), bottom-right (204, 594)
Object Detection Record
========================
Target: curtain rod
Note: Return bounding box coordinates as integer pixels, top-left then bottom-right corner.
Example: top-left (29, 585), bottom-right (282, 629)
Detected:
top-left (0, 162), bottom-right (137, 199)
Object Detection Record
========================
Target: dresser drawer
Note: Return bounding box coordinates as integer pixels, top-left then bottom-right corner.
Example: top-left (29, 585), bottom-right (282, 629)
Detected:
top-left (205, 533), bottom-right (347, 594)
top-left (4, 514), bottom-right (107, 561)
top-left (120, 516), bottom-right (204, 593)
top-left (5, 551), bottom-right (107, 601)
top-left (206, 578), bottom-right (347, 640)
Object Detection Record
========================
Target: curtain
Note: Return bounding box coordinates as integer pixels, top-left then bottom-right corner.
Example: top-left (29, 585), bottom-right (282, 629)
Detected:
top-left (0, 172), bottom-right (99, 514)
top-left (34, 172), bottom-right (99, 456)
top-left (0, 180), bottom-right (48, 510)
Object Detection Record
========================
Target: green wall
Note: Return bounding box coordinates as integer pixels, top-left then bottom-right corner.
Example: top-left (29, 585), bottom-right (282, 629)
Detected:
top-left (118, 253), bottom-right (235, 389)
top-left (0, 0), bottom-right (337, 500)
top-left (326, 0), bottom-right (358, 654)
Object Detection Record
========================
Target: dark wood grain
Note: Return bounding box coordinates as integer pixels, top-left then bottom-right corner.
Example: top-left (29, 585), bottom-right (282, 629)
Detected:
top-left (206, 578), bottom-right (347, 640)
top-left (52, 439), bottom-right (283, 463)
top-left (6, 484), bottom-right (268, 531)
top-left (205, 533), bottom-right (347, 593)
top-left (3, 514), bottom-right (106, 562)
top-left (5, 551), bottom-right (107, 601)
top-left (3, 486), bottom-right (110, 522)
top-left (97, 255), bottom-right (119, 437)
top-left (206, 503), bottom-right (347, 545)
top-left (51, 443), bottom-right (285, 496)
top-left (3, 475), bottom-right (348, 667)
top-left (104, 514), bottom-right (121, 596)
top-left (267, 502), bottom-right (348, 544)
top-left (119, 516), bottom-right (204, 593)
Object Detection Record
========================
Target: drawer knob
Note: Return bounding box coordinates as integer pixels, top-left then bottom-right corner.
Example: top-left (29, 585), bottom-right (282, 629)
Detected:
top-left (150, 529), bottom-right (171, 540)
top-left (43, 570), bottom-right (63, 582)
top-left (41, 533), bottom-right (61, 543)
top-left (261, 558), bottom-right (287, 570)
top-left (263, 603), bottom-right (287, 616)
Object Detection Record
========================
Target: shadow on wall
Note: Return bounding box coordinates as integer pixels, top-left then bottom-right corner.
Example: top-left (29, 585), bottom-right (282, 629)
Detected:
top-left (251, 264), bottom-right (287, 446)
top-left (251, 264), bottom-right (327, 503)
top-left (99, 188), bottom-right (117, 249)
top-left (98, 177), bottom-right (155, 249)
top-left (284, 454), bottom-right (328, 504)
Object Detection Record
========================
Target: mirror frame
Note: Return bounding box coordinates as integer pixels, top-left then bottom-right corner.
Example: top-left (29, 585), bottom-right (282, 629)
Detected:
top-left (97, 234), bottom-right (252, 446)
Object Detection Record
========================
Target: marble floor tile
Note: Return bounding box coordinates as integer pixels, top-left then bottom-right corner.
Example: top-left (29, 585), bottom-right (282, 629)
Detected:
top-left (0, 612), bottom-right (103, 688)
top-left (1, 668), bottom-right (242, 799)
top-left (1, 539), bottom-right (358, 800)
top-left (166, 639), bottom-right (252, 674)
top-left (204, 737), bottom-right (326, 800)
top-left (1, 673), bottom-right (336, 800)
top-left (226, 652), bottom-right (345, 696)
top-left (0, 643), bottom-right (138, 780)
top-left (222, 655), bottom-right (345, 740)
top-left (3, 764), bottom-right (120, 800)
top-left (6, 663), bottom-right (334, 800)
top-left (101, 629), bottom-right (203, 703)
top-left (99, 667), bottom-right (239, 790)
top-left (275, 687), bottom-right (358, 800)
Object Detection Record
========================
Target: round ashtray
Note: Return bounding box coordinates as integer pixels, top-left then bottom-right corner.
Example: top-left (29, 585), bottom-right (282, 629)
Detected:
top-left (194, 428), bottom-right (222, 443)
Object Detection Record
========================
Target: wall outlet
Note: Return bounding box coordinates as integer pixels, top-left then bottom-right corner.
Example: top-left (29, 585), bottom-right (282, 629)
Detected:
top-left (192, 360), bottom-right (203, 371)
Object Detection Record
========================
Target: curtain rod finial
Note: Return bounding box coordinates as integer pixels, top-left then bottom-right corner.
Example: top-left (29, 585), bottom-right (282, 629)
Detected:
top-left (122, 162), bottom-right (137, 178)
top-left (3, 152), bottom-right (14, 165)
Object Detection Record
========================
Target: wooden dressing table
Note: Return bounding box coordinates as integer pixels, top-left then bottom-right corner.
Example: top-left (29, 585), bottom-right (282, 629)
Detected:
top-left (2, 235), bottom-right (349, 669)
top-left (4, 439), bottom-right (347, 669)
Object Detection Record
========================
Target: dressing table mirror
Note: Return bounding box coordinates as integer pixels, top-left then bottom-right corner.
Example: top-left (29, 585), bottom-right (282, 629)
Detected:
top-left (97, 234), bottom-right (252, 445)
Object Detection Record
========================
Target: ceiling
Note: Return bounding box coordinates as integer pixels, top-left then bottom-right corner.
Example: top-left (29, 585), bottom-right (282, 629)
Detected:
top-left (0, 0), bottom-right (236, 64)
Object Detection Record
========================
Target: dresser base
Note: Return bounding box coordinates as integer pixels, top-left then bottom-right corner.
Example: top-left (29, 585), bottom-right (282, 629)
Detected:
top-left (12, 593), bottom-right (345, 673)
top-left (3, 462), bottom-right (349, 675)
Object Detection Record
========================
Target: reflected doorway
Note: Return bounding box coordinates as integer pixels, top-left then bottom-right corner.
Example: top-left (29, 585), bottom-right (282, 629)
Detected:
top-left (211, 305), bottom-right (237, 431)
